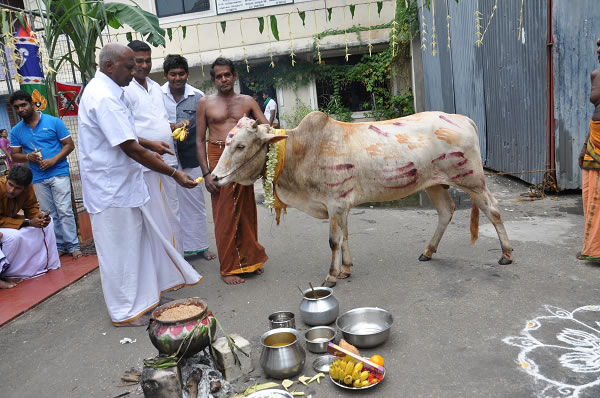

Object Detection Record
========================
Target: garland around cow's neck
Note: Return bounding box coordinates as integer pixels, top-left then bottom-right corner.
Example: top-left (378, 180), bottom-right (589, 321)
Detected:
top-left (263, 128), bottom-right (288, 223)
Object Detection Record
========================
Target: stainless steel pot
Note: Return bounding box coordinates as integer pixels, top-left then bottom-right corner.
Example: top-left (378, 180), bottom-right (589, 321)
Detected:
top-left (259, 328), bottom-right (306, 379)
top-left (268, 311), bottom-right (296, 329)
top-left (299, 287), bottom-right (339, 326)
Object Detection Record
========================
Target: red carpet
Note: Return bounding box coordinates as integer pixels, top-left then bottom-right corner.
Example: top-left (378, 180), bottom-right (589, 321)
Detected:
top-left (0, 254), bottom-right (98, 326)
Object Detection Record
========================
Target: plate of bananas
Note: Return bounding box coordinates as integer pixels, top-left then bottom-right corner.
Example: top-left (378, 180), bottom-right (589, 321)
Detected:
top-left (328, 357), bottom-right (385, 390)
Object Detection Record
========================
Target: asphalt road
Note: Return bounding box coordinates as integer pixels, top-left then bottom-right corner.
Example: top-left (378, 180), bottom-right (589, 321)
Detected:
top-left (1, 175), bottom-right (598, 398)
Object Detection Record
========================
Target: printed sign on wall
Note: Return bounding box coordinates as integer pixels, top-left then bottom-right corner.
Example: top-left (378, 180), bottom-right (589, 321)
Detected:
top-left (216, 0), bottom-right (293, 15)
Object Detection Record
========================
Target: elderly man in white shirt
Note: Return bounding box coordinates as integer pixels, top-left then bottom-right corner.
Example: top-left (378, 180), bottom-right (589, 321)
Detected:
top-left (78, 43), bottom-right (201, 327)
top-left (123, 40), bottom-right (183, 254)
top-left (161, 54), bottom-right (215, 260)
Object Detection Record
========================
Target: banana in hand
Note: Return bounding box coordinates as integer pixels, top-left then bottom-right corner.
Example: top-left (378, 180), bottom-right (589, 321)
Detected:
top-left (195, 176), bottom-right (204, 184)
top-left (171, 120), bottom-right (190, 142)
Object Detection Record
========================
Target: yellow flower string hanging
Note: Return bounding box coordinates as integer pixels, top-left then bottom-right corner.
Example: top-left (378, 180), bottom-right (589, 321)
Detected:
top-left (517, 0), bottom-right (525, 41)
top-left (195, 24), bottom-right (205, 77)
top-left (313, 10), bottom-right (322, 63)
top-left (288, 12), bottom-right (296, 66)
top-left (420, 0), bottom-right (428, 51)
top-left (476, 0), bottom-right (498, 47)
top-left (474, 0), bottom-right (483, 47)
top-left (430, 0), bottom-right (437, 56)
top-left (239, 19), bottom-right (250, 73)
top-left (445, 0), bottom-right (451, 50)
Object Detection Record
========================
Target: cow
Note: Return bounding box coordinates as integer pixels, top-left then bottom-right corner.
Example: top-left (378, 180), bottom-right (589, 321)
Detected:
top-left (211, 111), bottom-right (513, 287)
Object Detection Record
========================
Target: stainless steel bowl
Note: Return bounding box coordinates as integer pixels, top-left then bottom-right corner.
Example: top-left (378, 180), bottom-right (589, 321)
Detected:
top-left (268, 311), bottom-right (296, 329)
top-left (304, 326), bottom-right (336, 353)
top-left (336, 307), bottom-right (393, 348)
top-left (247, 389), bottom-right (294, 398)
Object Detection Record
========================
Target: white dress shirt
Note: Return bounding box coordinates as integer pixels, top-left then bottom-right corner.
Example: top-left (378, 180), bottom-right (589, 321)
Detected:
top-left (124, 77), bottom-right (177, 166)
top-left (161, 83), bottom-right (204, 123)
top-left (78, 71), bottom-right (149, 214)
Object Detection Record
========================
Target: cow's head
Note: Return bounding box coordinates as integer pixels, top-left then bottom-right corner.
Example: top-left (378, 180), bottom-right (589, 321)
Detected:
top-left (212, 116), bottom-right (288, 186)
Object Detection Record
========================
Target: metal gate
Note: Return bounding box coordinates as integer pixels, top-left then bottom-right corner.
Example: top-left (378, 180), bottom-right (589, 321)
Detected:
top-left (419, 0), bottom-right (548, 185)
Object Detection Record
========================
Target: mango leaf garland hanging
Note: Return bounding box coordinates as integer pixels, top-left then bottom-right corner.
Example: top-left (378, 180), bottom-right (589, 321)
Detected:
top-left (327, 8), bottom-right (333, 21)
top-left (182, 26), bottom-right (186, 39)
top-left (220, 21), bottom-right (226, 34)
top-left (266, 16), bottom-right (275, 68)
top-left (258, 17), bottom-right (265, 34)
top-left (126, 31), bottom-right (132, 42)
top-left (298, 10), bottom-right (306, 26)
top-left (476, 0), bottom-right (498, 47)
top-left (368, 0), bottom-right (373, 56)
top-left (349, 5), bottom-right (355, 19)
top-left (377, 1), bottom-right (383, 17)
top-left (270, 15), bottom-right (279, 40)
top-left (167, 27), bottom-right (172, 41)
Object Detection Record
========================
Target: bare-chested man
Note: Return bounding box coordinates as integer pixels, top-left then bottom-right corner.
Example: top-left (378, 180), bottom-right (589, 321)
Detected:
top-left (196, 58), bottom-right (270, 285)
top-left (577, 37), bottom-right (600, 262)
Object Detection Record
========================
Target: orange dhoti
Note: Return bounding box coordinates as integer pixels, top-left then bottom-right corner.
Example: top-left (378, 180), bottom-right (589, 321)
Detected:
top-left (207, 140), bottom-right (268, 275)
top-left (580, 120), bottom-right (600, 261)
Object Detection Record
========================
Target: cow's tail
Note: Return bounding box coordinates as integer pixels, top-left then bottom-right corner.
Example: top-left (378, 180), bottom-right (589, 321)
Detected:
top-left (470, 202), bottom-right (479, 245)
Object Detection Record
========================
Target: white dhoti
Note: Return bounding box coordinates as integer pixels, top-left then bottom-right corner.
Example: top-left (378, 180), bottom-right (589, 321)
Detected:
top-left (0, 220), bottom-right (61, 278)
top-left (176, 165), bottom-right (210, 254)
top-left (144, 170), bottom-right (183, 254)
top-left (90, 205), bottom-right (202, 324)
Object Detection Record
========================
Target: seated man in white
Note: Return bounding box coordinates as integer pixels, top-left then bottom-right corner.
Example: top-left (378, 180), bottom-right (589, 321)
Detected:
top-left (0, 166), bottom-right (60, 289)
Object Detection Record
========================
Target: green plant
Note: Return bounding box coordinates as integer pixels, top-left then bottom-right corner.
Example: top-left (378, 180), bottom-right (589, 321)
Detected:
top-left (281, 99), bottom-right (314, 128)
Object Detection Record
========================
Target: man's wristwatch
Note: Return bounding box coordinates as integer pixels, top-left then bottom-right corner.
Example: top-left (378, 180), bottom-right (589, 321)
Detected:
top-left (22, 219), bottom-right (30, 228)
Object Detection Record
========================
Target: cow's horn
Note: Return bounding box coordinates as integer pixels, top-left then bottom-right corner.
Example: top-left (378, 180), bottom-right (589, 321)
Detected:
top-left (250, 120), bottom-right (259, 129)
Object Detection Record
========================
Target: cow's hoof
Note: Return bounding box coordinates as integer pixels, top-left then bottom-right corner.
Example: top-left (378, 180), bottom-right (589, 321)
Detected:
top-left (418, 254), bottom-right (431, 261)
top-left (337, 272), bottom-right (351, 279)
top-left (498, 256), bottom-right (512, 265)
top-left (322, 280), bottom-right (337, 288)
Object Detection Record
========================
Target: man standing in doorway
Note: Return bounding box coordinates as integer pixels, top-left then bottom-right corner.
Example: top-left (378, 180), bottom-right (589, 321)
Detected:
top-left (196, 57), bottom-right (269, 285)
top-left (262, 90), bottom-right (279, 127)
top-left (161, 54), bottom-right (216, 260)
top-left (578, 37), bottom-right (600, 262)
top-left (9, 90), bottom-right (82, 259)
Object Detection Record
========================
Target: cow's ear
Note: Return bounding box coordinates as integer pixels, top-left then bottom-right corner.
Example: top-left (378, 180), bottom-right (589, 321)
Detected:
top-left (250, 120), bottom-right (259, 130)
top-left (265, 133), bottom-right (288, 144)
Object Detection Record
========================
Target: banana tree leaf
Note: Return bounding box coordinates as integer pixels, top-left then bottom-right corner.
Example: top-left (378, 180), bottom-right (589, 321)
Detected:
top-left (258, 17), bottom-right (264, 34)
top-left (102, 3), bottom-right (165, 47)
top-left (377, 1), bottom-right (383, 16)
top-left (298, 10), bottom-right (306, 26)
top-left (349, 5), bottom-right (355, 19)
top-left (269, 15), bottom-right (279, 40)
top-left (220, 21), bottom-right (226, 34)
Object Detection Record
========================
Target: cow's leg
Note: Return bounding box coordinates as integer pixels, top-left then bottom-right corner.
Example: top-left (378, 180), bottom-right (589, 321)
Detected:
top-left (464, 187), bottom-right (513, 264)
top-left (339, 210), bottom-right (353, 279)
top-left (419, 185), bottom-right (456, 261)
top-left (323, 206), bottom-right (347, 287)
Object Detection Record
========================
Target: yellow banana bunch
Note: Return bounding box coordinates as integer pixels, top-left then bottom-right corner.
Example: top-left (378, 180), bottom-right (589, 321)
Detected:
top-left (172, 120), bottom-right (189, 142)
top-left (195, 176), bottom-right (204, 184)
top-left (328, 359), bottom-right (372, 388)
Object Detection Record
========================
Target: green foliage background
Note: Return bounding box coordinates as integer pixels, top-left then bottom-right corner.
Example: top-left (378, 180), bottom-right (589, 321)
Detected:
top-left (237, 0), bottom-right (419, 121)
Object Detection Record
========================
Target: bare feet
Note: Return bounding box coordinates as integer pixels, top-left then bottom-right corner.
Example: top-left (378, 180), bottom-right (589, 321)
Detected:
top-left (253, 268), bottom-right (264, 275)
top-left (115, 315), bottom-right (150, 327)
top-left (202, 250), bottom-right (217, 260)
top-left (72, 250), bottom-right (83, 259)
top-left (222, 275), bottom-right (245, 285)
top-left (0, 279), bottom-right (16, 289)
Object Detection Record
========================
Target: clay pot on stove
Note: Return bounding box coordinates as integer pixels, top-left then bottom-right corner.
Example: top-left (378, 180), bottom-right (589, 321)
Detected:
top-left (147, 298), bottom-right (217, 358)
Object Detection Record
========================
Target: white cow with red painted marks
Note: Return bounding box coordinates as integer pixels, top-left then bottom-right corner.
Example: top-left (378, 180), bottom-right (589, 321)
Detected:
top-left (212, 111), bottom-right (513, 287)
